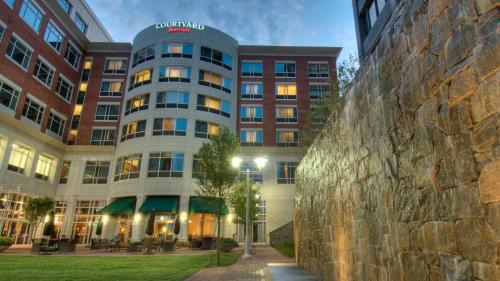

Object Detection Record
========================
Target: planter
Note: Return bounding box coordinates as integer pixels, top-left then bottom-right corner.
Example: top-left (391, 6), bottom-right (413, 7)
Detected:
top-left (163, 242), bottom-right (176, 252)
top-left (0, 245), bottom-right (11, 252)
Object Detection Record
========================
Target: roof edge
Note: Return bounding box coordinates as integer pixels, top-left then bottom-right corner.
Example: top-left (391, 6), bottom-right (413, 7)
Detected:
top-left (238, 45), bottom-right (342, 57)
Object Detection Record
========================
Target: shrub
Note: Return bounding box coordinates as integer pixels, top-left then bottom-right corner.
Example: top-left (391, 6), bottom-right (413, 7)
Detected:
top-left (0, 236), bottom-right (13, 246)
top-left (219, 238), bottom-right (238, 252)
top-left (273, 243), bottom-right (295, 257)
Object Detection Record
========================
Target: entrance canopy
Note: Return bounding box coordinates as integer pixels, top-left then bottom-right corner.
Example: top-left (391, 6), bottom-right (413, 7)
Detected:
top-left (189, 196), bottom-right (229, 215)
top-left (97, 197), bottom-right (136, 216)
top-left (139, 196), bottom-right (179, 213)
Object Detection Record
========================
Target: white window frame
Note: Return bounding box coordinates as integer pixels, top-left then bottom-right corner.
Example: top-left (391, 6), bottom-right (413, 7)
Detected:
top-left (90, 126), bottom-right (116, 145)
top-left (46, 109), bottom-right (67, 138)
top-left (5, 33), bottom-right (33, 72)
top-left (43, 19), bottom-right (65, 54)
top-left (55, 73), bottom-right (74, 103)
top-left (35, 153), bottom-right (54, 182)
top-left (0, 74), bottom-right (22, 115)
top-left (275, 105), bottom-right (298, 124)
top-left (32, 55), bottom-right (55, 89)
top-left (21, 93), bottom-right (46, 127)
top-left (7, 143), bottom-right (32, 175)
top-left (276, 129), bottom-right (299, 147)
top-left (99, 79), bottom-right (124, 97)
top-left (308, 61), bottom-right (329, 78)
top-left (241, 60), bottom-right (263, 78)
top-left (3, 0), bottom-right (16, 9)
top-left (103, 57), bottom-right (128, 75)
top-left (240, 104), bottom-right (263, 123)
top-left (94, 102), bottom-right (120, 122)
top-left (0, 20), bottom-right (6, 42)
top-left (19, 0), bottom-right (45, 34)
top-left (64, 40), bottom-right (82, 70)
top-left (241, 82), bottom-right (263, 100)
top-left (275, 61), bottom-right (296, 78)
top-left (275, 82), bottom-right (297, 100)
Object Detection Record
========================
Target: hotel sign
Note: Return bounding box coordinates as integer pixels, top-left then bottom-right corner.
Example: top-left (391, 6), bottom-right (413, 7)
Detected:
top-left (155, 21), bottom-right (205, 33)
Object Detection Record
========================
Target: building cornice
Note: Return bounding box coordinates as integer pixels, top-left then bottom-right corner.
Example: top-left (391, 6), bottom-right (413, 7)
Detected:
top-left (238, 45), bottom-right (342, 57)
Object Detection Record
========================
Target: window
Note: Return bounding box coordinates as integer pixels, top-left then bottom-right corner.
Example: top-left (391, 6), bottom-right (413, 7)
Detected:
top-left (240, 105), bottom-right (263, 123)
top-left (83, 161), bottom-right (110, 184)
top-left (199, 70), bottom-right (232, 93)
top-left (276, 106), bottom-right (298, 123)
top-left (91, 128), bottom-right (115, 145)
top-left (4, 0), bottom-right (15, 8)
top-left (148, 152), bottom-right (184, 178)
top-left (191, 156), bottom-right (205, 179)
top-left (95, 104), bottom-right (119, 121)
top-left (239, 162), bottom-right (263, 183)
top-left (241, 82), bottom-right (263, 99)
top-left (99, 80), bottom-right (123, 97)
top-left (200, 46), bottom-right (232, 70)
top-left (277, 162), bottom-right (298, 184)
top-left (161, 43), bottom-right (193, 58)
top-left (104, 59), bottom-right (127, 74)
top-left (125, 93), bottom-right (149, 115)
top-left (6, 35), bottom-right (32, 70)
top-left (114, 154), bottom-right (142, 181)
top-left (308, 63), bottom-right (329, 78)
top-left (309, 84), bottom-right (330, 99)
top-left (129, 69), bottom-right (152, 90)
top-left (156, 91), bottom-right (189, 109)
top-left (275, 62), bottom-right (296, 77)
top-left (121, 120), bottom-right (146, 141)
top-left (22, 97), bottom-right (44, 124)
top-left (33, 58), bottom-right (54, 87)
top-left (19, 0), bottom-right (43, 33)
top-left (159, 66), bottom-right (191, 83)
top-left (0, 24), bottom-right (5, 42)
top-left (152, 118), bottom-right (187, 136)
top-left (132, 45), bottom-right (155, 67)
top-left (8, 144), bottom-right (30, 174)
top-left (195, 121), bottom-right (219, 139)
top-left (35, 154), bottom-right (53, 181)
top-left (0, 79), bottom-right (20, 111)
top-left (59, 160), bottom-right (70, 184)
top-left (241, 61), bottom-right (262, 77)
top-left (64, 43), bottom-right (81, 69)
top-left (47, 112), bottom-right (66, 136)
top-left (240, 129), bottom-right (263, 147)
top-left (197, 95), bottom-right (231, 117)
top-left (56, 0), bottom-right (71, 14)
top-left (276, 83), bottom-right (297, 99)
top-left (44, 22), bottom-right (64, 52)
top-left (55, 76), bottom-right (73, 102)
top-left (74, 13), bottom-right (87, 34)
top-left (276, 130), bottom-right (299, 147)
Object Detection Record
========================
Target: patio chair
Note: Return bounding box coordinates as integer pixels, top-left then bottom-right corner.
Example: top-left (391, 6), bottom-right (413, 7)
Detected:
top-left (39, 239), bottom-right (58, 255)
top-left (153, 238), bottom-right (164, 252)
top-left (143, 238), bottom-right (155, 253)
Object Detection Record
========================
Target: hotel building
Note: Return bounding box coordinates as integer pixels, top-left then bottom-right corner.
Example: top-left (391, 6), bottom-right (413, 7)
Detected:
top-left (0, 0), bottom-right (340, 244)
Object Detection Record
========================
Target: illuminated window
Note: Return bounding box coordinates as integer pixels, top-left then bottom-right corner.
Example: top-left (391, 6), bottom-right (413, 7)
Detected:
top-left (240, 105), bottom-right (263, 123)
top-left (83, 59), bottom-right (92, 70)
top-left (104, 58), bottom-right (127, 74)
top-left (55, 76), bottom-right (73, 102)
top-left (114, 154), bottom-right (142, 181)
top-left (308, 63), bottom-right (329, 78)
top-left (277, 162), bottom-right (298, 184)
top-left (6, 35), bottom-right (32, 70)
top-left (59, 161), bottom-right (71, 184)
top-left (241, 61), bottom-right (263, 77)
top-left (73, 13), bottom-right (87, 34)
top-left (121, 120), bottom-right (146, 141)
top-left (47, 112), bottom-right (66, 136)
top-left (129, 69), bottom-right (152, 90)
top-left (276, 130), bottom-right (299, 147)
top-left (309, 84), bottom-right (330, 99)
top-left (276, 106), bottom-right (298, 123)
top-left (0, 78), bottom-right (20, 111)
top-left (199, 70), bottom-right (231, 93)
top-left (35, 154), bottom-right (53, 181)
top-left (240, 129), bottom-right (263, 147)
top-left (275, 62), bottom-right (295, 77)
top-left (44, 22), bottom-right (64, 52)
top-left (161, 43), bottom-right (193, 58)
top-left (72, 104), bottom-right (82, 115)
top-left (8, 144), bottom-right (31, 174)
top-left (147, 152), bottom-right (184, 178)
top-left (241, 82), bottom-right (262, 99)
top-left (64, 43), bottom-right (81, 69)
top-left (22, 97), bottom-right (45, 124)
top-left (125, 93), bottom-right (149, 115)
top-left (95, 104), bottom-right (119, 121)
top-left (196, 95), bottom-right (231, 118)
top-left (132, 45), bottom-right (155, 67)
top-left (33, 58), bottom-right (54, 87)
top-left (152, 118), bottom-right (187, 136)
top-left (91, 128), bottom-right (115, 145)
top-left (156, 91), bottom-right (189, 109)
top-left (200, 46), bottom-right (232, 70)
top-left (19, 0), bottom-right (43, 33)
top-left (159, 66), bottom-right (191, 83)
top-left (276, 83), bottom-right (297, 99)
top-left (100, 80), bottom-right (123, 97)
top-left (195, 121), bottom-right (219, 139)
top-left (83, 161), bottom-right (110, 184)
top-left (188, 213), bottom-right (216, 238)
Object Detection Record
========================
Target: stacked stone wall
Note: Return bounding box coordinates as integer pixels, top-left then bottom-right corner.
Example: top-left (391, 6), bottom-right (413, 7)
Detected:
top-left (295, 0), bottom-right (499, 280)
top-left (269, 221), bottom-right (294, 246)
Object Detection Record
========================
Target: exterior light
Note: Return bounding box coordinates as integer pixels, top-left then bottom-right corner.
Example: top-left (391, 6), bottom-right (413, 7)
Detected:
top-left (254, 157), bottom-right (268, 170)
top-left (180, 211), bottom-right (187, 222)
top-left (227, 213), bottom-right (233, 222)
top-left (231, 157), bottom-right (242, 168)
top-left (102, 215), bottom-right (109, 225)
top-left (162, 227), bottom-right (167, 233)
top-left (44, 214), bottom-right (50, 223)
top-left (133, 213), bottom-right (141, 223)
top-left (160, 216), bottom-right (165, 221)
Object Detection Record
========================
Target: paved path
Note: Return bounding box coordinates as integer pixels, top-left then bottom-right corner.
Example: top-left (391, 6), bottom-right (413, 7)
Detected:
top-left (186, 246), bottom-right (320, 281)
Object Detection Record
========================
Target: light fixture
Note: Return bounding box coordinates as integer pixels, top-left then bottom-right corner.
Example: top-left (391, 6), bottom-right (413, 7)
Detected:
top-left (254, 157), bottom-right (268, 170)
top-left (231, 157), bottom-right (242, 168)
top-left (133, 213), bottom-right (141, 223)
top-left (102, 215), bottom-right (109, 225)
top-left (226, 213), bottom-right (233, 222)
top-left (179, 211), bottom-right (187, 222)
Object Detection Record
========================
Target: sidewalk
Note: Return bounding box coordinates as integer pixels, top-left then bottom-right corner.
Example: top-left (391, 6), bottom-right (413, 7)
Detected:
top-left (185, 246), bottom-right (320, 281)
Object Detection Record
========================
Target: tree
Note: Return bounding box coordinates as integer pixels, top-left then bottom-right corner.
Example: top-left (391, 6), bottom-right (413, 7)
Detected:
top-left (300, 54), bottom-right (359, 148)
top-left (24, 197), bottom-right (55, 240)
top-left (195, 126), bottom-right (240, 266)
top-left (229, 181), bottom-right (259, 225)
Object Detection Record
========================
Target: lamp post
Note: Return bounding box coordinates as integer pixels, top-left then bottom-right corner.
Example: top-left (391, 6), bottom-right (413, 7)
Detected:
top-left (231, 156), bottom-right (267, 259)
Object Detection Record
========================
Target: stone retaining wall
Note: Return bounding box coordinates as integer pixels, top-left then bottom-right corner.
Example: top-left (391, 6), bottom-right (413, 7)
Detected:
top-left (269, 221), bottom-right (294, 246)
top-left (295, 0), bottom-right (499, 280)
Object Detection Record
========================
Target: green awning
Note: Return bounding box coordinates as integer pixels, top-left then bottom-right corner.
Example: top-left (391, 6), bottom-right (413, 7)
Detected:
top-left (189, 196), bottom-right (229, 215)
top-left (98, 197), bottom-right (136, 216)
top-left (139, 196), bottom-right (179, 213)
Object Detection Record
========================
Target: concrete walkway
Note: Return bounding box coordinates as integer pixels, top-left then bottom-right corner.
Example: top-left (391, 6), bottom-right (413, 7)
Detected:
top-left (186, 246), bottom-right (320, 281)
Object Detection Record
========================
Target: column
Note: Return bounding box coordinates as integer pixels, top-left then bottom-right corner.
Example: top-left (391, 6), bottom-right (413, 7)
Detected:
top-left (61, 199), bottom-right (77, 238)
top-left (130, 196), bottom-right (144, 242)
top-left (178, 195), bottom-right (189, 241)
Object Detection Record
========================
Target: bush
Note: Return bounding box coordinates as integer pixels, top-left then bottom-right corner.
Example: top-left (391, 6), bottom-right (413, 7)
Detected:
top-left (273, 243), bottom-right (295, 257)
top-left (219, 238), bottom-right (238, 252)
top-left (0, 236), bottom-right (13, 246)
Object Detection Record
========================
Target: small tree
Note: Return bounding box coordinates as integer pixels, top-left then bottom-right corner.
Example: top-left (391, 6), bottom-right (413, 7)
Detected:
top-left (229, 181), bottom-right (259, 226)
top-left (24, 197), bottom-right (55, 240)
top-left (195, 126), bottom-right (240, 266)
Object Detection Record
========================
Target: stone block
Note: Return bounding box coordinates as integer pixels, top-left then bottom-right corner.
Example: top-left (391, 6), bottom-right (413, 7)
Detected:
top-left (472, 114), bottom-right (497, 155)
top-left (474, 33), bottom-right (500, 80)
top-left (472, 262), bottom-right (500, 281)
top-left (410, 13), bottom-right (430, 54)
top-left (430, 9), bottom-right (452, 56)
top-left (418, 221), bottom-right (458, 253)
top-left (450, 0), bottom-right (477, 26)
top-left (439, 254), bottom-right (472, 281)
top-left (427, 0), bottom-right (448, 24)
top-left (486, 202), bottom-right (500, 240)
top-left (475, 0), bottom-right (498, 15)
top-left (449, 67), bottom-right (478, 105)
top-left (398, 252), bottom-right (430, 281)
top-left (478, 160), bottom-right (500, 204)
top-left (455, 219), bottom-right (497, 263)
top-left (445, 23), bottom-right (477, 70)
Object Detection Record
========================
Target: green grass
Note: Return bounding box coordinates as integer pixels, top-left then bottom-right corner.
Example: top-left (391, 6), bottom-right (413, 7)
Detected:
top-left (0, 253), bottom-right (240, 281)
top-left (273, 243), bottom-right (295, 257)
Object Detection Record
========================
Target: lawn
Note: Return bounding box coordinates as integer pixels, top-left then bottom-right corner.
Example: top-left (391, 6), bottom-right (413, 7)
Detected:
top-left (0, 253), bottom-right (240, 281)
top-left (273, 243), bottom-right (295, 257)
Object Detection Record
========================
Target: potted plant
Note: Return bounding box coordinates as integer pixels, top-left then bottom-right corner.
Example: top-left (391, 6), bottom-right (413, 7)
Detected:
top-left (0, 236), bottom-right (13, 252)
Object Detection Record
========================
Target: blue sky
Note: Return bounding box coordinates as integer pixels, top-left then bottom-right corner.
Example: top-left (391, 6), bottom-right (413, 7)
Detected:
top-left (87, 0), bottom-right (357, 63)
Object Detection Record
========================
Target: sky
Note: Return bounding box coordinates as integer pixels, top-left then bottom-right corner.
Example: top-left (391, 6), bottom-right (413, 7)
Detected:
top-left (87, 0), bottom-right (358, 63)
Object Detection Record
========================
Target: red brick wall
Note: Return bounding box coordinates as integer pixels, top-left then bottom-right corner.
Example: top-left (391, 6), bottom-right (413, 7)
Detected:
top-left (237, 55), bottom-right (337, 147)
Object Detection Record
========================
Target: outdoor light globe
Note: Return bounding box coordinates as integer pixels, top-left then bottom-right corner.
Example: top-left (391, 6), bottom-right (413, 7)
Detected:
top-left (133, 213), bottom-right (141, 224)
top-left (231, 157), bottom-right (243, 168)
top-left (254, 157), bottom-right (268, 169)
top-left (102, 215), bottom-right (109, 225)
top-left (180, 211), bottom-right (187, 222)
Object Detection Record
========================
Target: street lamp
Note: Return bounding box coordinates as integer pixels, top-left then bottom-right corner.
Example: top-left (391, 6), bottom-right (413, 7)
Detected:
top-left (231, 156), bottom-right (267, 259)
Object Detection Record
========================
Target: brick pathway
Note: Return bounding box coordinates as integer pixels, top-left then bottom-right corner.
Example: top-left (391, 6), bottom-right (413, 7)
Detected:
top-left (186, 246), bottom-right (294, 281)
